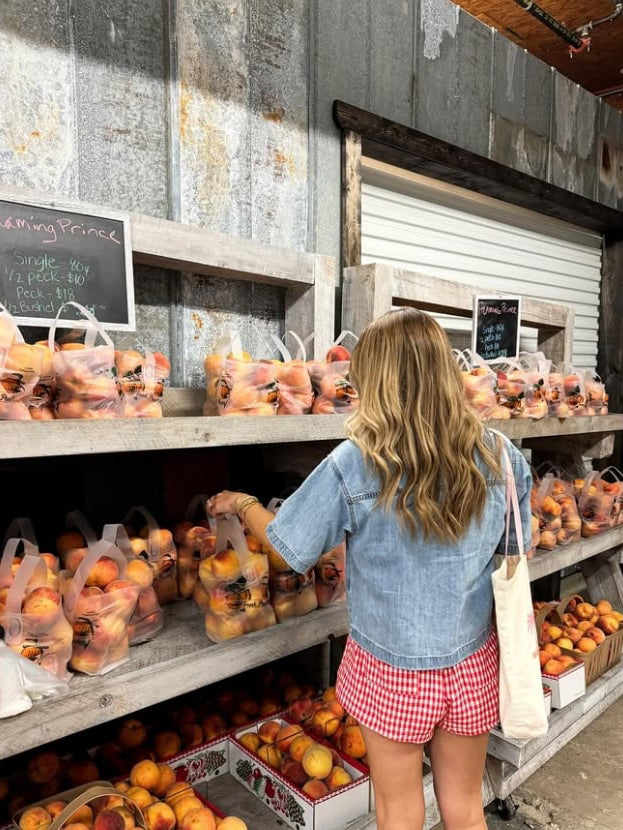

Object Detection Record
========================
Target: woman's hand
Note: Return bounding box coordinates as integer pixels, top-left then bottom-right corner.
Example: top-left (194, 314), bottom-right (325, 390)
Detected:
top-left (207, 491), bottom-right (248, 517)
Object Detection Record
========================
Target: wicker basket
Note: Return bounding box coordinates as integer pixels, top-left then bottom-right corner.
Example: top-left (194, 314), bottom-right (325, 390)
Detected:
top-left (538, 596), bottom-right (623, 686)
top-left (13, 782), bottom-right (146, 830)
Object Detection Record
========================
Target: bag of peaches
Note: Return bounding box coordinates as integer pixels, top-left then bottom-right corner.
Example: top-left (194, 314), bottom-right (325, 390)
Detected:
top-left (0, 540), bottom-right (73, 680)
top-left (270, 332), bottom-right (314, 415)
top-left (3, 516), bottom-right (60, 591)
top-left (49, 301), bottom-right (120, 419)
top-left (123, 506), bottom-right (179, 605)
top-left (102, 523), bottom-right (164, 645)
top-left (173, 494), bottom-right (217, 602)
top-left (308, 331), bottom-right (359, 415)
top-left (198, 514), bottom-right (276, 642)
top-left (204, 331), bottom-right (279, 416)
top-left (599, 467), bottom-right (623, 528)
top-left (115, 346), bottom-right (171, 418)
top-left (315, 541), bottom-right (346, 608)
top-left (576, 471), bottom-right (617, 537)
top-left (263, 498), bottom-right (318, 622)
top-left (55, 510), bottom-right (98, 574)
top-left (488, 358), bottom-right (527, 418)
top-left (62, 539), bottom-right (139, 675)
top-left (516, 352), bottom-right (549, 419)
top-left (532, 467), bottom-right (582, 549)
top-left (0, 303), bottom-right (45, 420)
top-left (453, 349), bottom-right (508, 420)
top-left (584, 371), bottom-right (608, 416)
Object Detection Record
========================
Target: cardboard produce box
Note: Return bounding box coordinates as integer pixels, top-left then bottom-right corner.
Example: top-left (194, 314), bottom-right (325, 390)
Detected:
top-left (543, 686), bottom-right (553, 719)
top-left (542, 661), bottom-right (585, 708)
top-left (168, 733), bottom-right (230, 785)
top-left (229, 718), bottom-right (370, 830)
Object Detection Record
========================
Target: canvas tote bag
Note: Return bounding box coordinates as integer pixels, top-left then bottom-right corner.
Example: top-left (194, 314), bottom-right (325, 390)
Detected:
top-left (492, 446), bottom-right (548, 739)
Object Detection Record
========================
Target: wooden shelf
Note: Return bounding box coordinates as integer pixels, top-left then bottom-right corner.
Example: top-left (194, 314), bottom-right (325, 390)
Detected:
top-left (529, 526), bottom-right (623, 582)
top-left (0, 413), bottom-right (621, 461)
top-left (0, 602), bottom-right (348, 762)
top-left (487, 658), bottom-right (623, 799)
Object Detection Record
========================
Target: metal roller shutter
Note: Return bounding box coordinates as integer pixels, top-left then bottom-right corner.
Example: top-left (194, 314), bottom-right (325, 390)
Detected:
top-left (361, 161), bottom-right (603, 370)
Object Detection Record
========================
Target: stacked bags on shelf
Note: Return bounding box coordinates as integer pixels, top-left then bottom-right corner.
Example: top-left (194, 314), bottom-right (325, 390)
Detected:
top-left (203, 331), bottom-right (359, 416)
top-left (0, 301), bottom-right (170, 420)
top-left (454, 348), bottom-right (608, 421)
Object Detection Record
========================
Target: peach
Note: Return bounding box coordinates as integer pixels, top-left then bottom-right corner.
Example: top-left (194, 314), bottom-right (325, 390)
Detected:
top-left (201, 712), bottom-right (227, 740)
top-left (543, 643), bottom-right (562, 657)
top-left (302, 779), bottom-right (329, 799)
top-left (22, 587), bottom-right (60, 621)
top-left (144, 802), bottom-right (176, 830)
top-left (586, 627), bottom-right (606, 645)
top-left (281, 757), bottom-right (308, 787)
top-left (154, 763), bottom-right (178, 799)
top-left (126, 559), bottom-right (154, 590)
top-left (130, 758), bottom-right (161, 792)
top-left (259, 696), bottom-right (282, 717)
top-left (312, 707), bottom-right (341, 738)
top-left (257, 719), bottom-right (281, 745)
top-left (229, 710), bottom-right (249, 727)
top-left (287, 697), bottom-right (315, 726)
top-left (211, 550), bottom-right (241, 581)
top-left (276, 723), bottom-right (304, 753)
top-left (597, 614), bottom-right (620, 635)
top-left (302, 744), bottom-right (333, 779)
top-left (57, 530), bottom-right (86, 552)
top-left (575, 603), bottom-right (596, 621)
top-left (19, 807), bottom-right (52, 830)
top-left (95, 796), bottom-right (126, 812)
top-left (577, 621), bottom-right (593, 632)
top-left (326, 765), bottom-right (353, 791)
top-left (257, 744), bottom-right (283, 768)
top-left (563, 628), bottom-right (583, 645)
top-left (165, 782), bottom-right (194, 804)
top-left (64, 825), bottom-right (91, 830)
top-left (105, 579), bottom-right (139, 604)
top-left (180, 723), bottom-right (204, 749)
top-left (116, 781), bottom-right (130, 794)
top-left (545, 625), bottom-right (563, 641)
top-left (238, 732), bottom-right (261, 753)
top-left (154, 731), bottom-right (182, 761)
top-left (576, 638), bottom-right (598, 653)
top-left (543, 659), bottom-right (565, 676)
top-left (289, 734), bottom-right (315, 762)
top-left (179, 808), bottom-right (217, 830)
top-left (173, 797), bottom-right (204, 825)
top-left (67, 805), bottom-right (94, 826)
top-left (611, 611), bottom-right (623, 623)
top-left (341, 725), bottom-right (367, 759)
top-left (126, 787), bottom-right (153, 808)
top-left (326, 699), bottom-right (345, 720)
top-left (27, 752), bottom-right (60, 784)
top-left (329, 747), bottom-right (344, 768)
top-left (86, 557), bottom-right (120, 589)
top-left (111, 809), bottom-right (135, 830)
top-left (44, 802), bottom-right (67, 821)
top-left (322, 686), bottom-right (337, 702)
top-left (117, 718), bottom-right (147, 750)
top-left (554, 637), bottom-right (574, 651)
top-left (217, 820), bottom-right (248, 830)
top-left (94, 811), bottom-right (125, 830)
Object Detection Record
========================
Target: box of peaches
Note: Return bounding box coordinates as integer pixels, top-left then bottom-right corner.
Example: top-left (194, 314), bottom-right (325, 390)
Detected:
top-left (13, 761), bottom-right (248, 830)
top-left (537, 593), bottom-right (623, 692)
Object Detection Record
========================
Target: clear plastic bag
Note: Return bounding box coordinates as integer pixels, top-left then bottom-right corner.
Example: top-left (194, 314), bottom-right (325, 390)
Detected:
top-left (63, 539), bottom-right (139, 675)
top-left (29, 341), bottom-right (57, 420)
top-left (315, 542), bottom-right (346, 608)
top-left (116, 348), bottom-right (171, 418)
top-left (124, 505), bottom-right (179, 605)
top-left (584, 371), bottom-right (608, 416)
top-left (204, 332), bottom-right (278, 417)
top-left (308, 331), bottom-right (359, 415)
top-left (453, 349), bottom-right (509, 420)
top-left (517, 352), bottom-right (549, 420)
top-left (561, 365), bottom-right (587, 417)
top-left (490, 358), bottom-right (526, 418)
top-left (173, 494), bottom-right (217, 599)
top-left (546, 366), bottom-right (571, 418)
top-left (532, 469), bottom-right (581, 549)
top-left (0, 306), bottom-right (44, 420)
top-left (271, 332), bottom-right (313, 415)
top-left (102, 523), bottom-right (163, 645)
top-left (600, 467), bottom-right (623, 528)
top-left (577, 472), bottom-right (616, 538)
top-left (0, 542), bottom-right (73, 680)
top-left (50, 302), bottom-right (120, 419)
top-left (199, 515), bottom-right (276, 642)
top-left (0, 640), bottom-right (69, 719)
top-left (3, 516), bottom-right (60, 591)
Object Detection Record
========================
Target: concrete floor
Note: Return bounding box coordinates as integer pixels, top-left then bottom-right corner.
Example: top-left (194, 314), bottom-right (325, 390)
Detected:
top-left (484, 694), bottom-right (623, 830)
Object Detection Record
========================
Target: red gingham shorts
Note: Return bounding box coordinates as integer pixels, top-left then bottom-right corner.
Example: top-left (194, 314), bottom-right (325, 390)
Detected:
top-left (335, 629), bottom-right (499, 743)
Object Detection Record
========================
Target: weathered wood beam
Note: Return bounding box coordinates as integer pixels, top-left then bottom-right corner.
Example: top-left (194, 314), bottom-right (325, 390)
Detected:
top-left (341, 130), bottom-right (362, 269)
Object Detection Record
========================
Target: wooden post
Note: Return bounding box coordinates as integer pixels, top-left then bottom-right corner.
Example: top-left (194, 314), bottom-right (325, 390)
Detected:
top-left (341, 130), bottom-right (362, 270)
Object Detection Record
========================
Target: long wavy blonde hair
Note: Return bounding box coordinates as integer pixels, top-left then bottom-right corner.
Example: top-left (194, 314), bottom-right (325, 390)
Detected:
top-left (346, 307), bottom-right (501, 542)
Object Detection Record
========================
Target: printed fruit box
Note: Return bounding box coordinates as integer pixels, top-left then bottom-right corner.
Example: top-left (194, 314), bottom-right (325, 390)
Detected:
top-left (229, 717), bottom-right (370, 830)
top-left (167, 733), bottom-right (230, 785)
top-left (542, 661), bottom-right (585, 709)
top-left (543, 685), bottom-right (553, 719)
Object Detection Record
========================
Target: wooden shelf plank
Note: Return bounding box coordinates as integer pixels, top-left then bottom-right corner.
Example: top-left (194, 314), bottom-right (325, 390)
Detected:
top-left (488, 659), bottom-right (623, 799)
top-left (529, 526), bottom-right (623, 582)
top-left (0, 602), bottom-right (349, 762)
top-left (0, 414), bottom-right (621, 461)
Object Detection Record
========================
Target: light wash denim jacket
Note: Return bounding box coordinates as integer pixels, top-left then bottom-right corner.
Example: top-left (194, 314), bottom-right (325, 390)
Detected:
top-left (266, 431), bottom-right (532, 670)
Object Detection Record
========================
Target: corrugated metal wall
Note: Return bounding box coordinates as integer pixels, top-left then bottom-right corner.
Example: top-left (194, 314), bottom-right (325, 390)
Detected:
top-left (0, 0), bottom-right (621, 385)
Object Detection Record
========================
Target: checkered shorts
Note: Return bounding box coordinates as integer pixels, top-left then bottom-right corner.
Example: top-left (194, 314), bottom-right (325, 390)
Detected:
top-left (336, 629), bottom-right (499, 743)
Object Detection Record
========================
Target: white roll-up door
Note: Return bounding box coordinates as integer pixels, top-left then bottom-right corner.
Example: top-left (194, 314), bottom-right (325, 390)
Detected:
top-left (361, 160), bottom-right (603, 370)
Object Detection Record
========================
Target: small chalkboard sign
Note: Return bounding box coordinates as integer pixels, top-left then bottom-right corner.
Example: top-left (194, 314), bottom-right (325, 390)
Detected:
top-left (0, 191), bottom-right (134, 330)
top-left (472, 295), bottom-right (521, 361)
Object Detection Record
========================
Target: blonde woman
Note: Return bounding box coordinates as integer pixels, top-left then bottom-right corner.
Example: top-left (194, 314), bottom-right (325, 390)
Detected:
top-left (208, 308), bottom-right (532, 830)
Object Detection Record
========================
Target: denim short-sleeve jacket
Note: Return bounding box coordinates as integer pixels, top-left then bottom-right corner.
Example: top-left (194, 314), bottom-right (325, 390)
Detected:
top-left (266, 430), bottom-right (532, 670)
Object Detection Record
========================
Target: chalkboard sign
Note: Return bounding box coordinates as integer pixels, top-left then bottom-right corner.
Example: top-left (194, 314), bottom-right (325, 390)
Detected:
top-left (472, 295), bottom-right (521, 361)
top-left (0, 193), bottom-right (134, 330)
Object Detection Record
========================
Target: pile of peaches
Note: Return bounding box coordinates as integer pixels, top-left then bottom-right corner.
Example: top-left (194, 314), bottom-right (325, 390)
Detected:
top-left (537, 596), bottom-right (623, 675)
top-left (16, 760), bottom-right (246, 830)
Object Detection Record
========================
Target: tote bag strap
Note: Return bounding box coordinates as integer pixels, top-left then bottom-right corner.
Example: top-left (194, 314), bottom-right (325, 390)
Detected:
top-left (502, 445), bottom-right (524, 556)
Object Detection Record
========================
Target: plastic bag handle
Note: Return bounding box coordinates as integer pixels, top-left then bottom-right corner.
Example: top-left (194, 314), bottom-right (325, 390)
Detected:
top-left (48, 785), bottom-right (146, 830)
top-left (215, 515), bottom-right (251, 561)
top-left (65, 510), bottom-right (98, 546)
top-left (581, 471), bottom-right (601, 498)
top-left (6, 552), bottom-right (47, 614)
top-left (101, 523), bottom-right (134, 558)
top-left (600, 466), bottom-right (623, 483)
top-left (452, 349), bottom-right (471, 371)
top-left (266, 498), bottom-right (284, 514)
top-left (183, 496), bottom-right (216, 531)
top-left (2, 518), bottom-right (37, 548)
top-left (48, 302), bottom-right (114, 351)
top-left (123, 505), bottom-right (159, 538)
top-left (333, 330), bottom-right (359, 348)
top-left (283, 331), bottom-right (307, 361)
top-left (64, 539), bottom-right (128, 617)
top-left (0, 538), bottom-right (39, 589)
